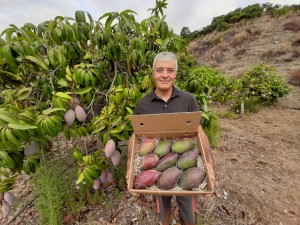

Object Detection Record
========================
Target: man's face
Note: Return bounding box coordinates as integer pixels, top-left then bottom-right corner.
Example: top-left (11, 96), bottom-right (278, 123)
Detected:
top-left (153, 60), bottom-right (177, 91)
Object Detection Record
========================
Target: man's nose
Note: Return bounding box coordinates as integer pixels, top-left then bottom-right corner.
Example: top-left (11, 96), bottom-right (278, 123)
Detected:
top-left (161, 70), bottom-right (168, 77)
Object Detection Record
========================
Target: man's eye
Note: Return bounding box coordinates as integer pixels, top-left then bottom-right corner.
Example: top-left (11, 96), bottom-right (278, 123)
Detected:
top-left (168, 69), bottom-right (174, 73)
top-left (157, 69), bottom-right (163, 72)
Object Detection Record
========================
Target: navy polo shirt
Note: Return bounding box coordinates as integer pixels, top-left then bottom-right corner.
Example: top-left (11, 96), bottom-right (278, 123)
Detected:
top-left (134, 86), bottom-right (200, 115)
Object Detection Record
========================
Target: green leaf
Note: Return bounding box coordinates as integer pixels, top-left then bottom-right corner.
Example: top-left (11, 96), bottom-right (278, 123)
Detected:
top-left (125, 107), bottom-right (134, 115)
top-left (76, 173), bottom-right (85, 184)
top-left (92, 124), bottom-right (106, 134)
top-left (24, 56), bottom-right (48, 70)
top-left (42, 107), bottom-right (66, 115)
top-left (0, 70), bottom-right (22, 81)
top-left (0, 110), bottom-right (19, 123)
top-left (109, 124), bottom-right (125, 134)
top-left (142, 75), bottom-right (149, 89)
top-left (0, 151), bottom-right (15, 169)
top-left (8, 123), bottom-right (37, 130)
top-left (16, 87), bottom-right (32, 100)
top-left (57, 78), bottom-right (69, 87)
top-left (54, 92), bottom-right (73, 99)
top-left (75, 10), bottom-right (86, 23)
top-left (155, 39), bottom-right (163, 45)
top-left (75, 87), bottom-right (94, 96)
top-left (2, 44), bottom-right (18, 67)
top-left (85, 166), bottom-right (99, 179)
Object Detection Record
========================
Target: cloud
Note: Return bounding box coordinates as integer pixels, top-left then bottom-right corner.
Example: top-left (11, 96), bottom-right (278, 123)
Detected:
top-left (0, 0), bottom-right (299, 34)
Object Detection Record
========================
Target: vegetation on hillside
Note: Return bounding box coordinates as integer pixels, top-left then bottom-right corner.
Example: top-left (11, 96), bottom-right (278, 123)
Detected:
top-left (181, 2), bottom-right (300, 40)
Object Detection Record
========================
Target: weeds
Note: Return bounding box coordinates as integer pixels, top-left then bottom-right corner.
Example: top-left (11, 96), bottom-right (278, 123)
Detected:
top-left (31, 157), bottom-right (66, 225)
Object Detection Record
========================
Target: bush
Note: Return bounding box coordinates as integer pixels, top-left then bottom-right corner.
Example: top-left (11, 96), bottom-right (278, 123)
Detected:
top-left (184, 66), bottom-right (231, 103)
top-left (238, 63), bottom-right (290, 106)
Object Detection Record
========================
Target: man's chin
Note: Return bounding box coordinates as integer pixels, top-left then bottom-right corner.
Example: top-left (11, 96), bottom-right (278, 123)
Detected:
top-left (157, 85), bottom-right (172, 91)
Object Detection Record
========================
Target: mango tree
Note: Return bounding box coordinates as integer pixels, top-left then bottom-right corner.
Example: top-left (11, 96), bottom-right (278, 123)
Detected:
top-left (0, 0), bottom-right (185, 195)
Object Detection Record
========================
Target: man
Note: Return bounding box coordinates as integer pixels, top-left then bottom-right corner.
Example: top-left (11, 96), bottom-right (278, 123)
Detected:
top-left (127, 52), bottom-right (216, 225)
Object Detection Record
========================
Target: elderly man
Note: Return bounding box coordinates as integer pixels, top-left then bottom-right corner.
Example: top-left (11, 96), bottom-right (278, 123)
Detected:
top-left (128, 52), bottom-right (215, 225)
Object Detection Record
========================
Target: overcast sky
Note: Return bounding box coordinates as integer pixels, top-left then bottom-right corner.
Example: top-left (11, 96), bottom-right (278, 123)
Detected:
top-left (0, 0), bottom-right (299, 35)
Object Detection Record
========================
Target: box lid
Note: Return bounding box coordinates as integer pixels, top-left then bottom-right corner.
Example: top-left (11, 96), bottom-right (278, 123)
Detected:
top-left (130, 111), bottom-right (201, 134)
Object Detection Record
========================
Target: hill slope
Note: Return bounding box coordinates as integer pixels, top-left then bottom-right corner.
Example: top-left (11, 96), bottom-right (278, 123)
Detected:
top-left (188, 11), bottom-right (300, 225)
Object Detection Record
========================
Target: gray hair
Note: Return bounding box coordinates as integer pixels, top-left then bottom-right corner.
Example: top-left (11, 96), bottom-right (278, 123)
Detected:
top-left (152, 52), bottom-right (178, 71)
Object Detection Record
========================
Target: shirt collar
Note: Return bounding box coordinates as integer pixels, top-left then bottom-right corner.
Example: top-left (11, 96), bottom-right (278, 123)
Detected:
top-left (150, 86), bottom-right (180, 101)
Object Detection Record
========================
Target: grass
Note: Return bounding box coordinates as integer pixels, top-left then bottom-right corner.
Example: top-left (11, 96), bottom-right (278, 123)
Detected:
top-left (31, 157), bottom-right (67, 225)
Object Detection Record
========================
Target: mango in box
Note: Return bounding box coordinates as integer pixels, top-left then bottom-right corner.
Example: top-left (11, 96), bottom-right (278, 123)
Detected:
top-left (134, 169), bottom-right (161, 189)
top-left (155, 152), bottom-right (178, 172)
top-left (172, 137), bottom-right (195, 153)
top-left (138, 138), bottom-right (155, 156)
top-left (153, 139), bottom-right (171, 156)
top-left (179, 167), bottom-right (206, 190)
top-left (157, 167), bottom-right (181, 190)
top-left (139, 154), bottom-right (159, 170)
top-left (177, 150), bottom-right (198, 170)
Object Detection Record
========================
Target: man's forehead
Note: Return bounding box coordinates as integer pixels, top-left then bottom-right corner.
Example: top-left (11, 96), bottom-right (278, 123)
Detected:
top-left (154, 60), bottom-right (176, 68)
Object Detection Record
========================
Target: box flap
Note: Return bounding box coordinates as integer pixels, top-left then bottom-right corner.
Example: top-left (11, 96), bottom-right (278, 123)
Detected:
top-left (130, 111), bottom-right (201, 134)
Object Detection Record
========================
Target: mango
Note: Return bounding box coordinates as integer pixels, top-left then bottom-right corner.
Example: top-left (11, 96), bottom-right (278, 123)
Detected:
top-left (64, 109), bottom-right (76, 126)
top-left (138, 138), bottom-right (155, 156)
top-left (155, 152), bottom-right (178, 172)
top-left (111, 150), bottom-right (121, 166)
top-left (179, 167), bottom-right (206, 190)
top-left (106, 172), bottom-right (113, 183)
top-left (153, 139), bottom-right (171, 156)
top-left (139, 154), bottom-right (159, 170)
top-left (1, 200), bottom-right (11, 216)
top-left (70, 97), bottom-right (80, 110)
top-left (171, 138), bottom-right (195, 153)
top-left (74, 105), bottom-right (87, 122)
top-left (24, 141), bottom-right (40, 156)
top-left (3, 192), bottom-right (16, 205)
top-left (157, 167), bottom-right (181, 190)
top-left (177, 150), bottom-right (198, 170)
top-left (93, 179), bottom-right (101, 190)
top-left (104, 139), bottom-right (116, 158)
top-left (134, 170), bottom-right (161, 189)
top-left (99, 171), bottom-right (107, 183)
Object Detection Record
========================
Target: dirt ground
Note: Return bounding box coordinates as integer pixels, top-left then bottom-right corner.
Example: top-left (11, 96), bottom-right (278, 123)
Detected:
top-left (1, 11), bottom-right (300, 225)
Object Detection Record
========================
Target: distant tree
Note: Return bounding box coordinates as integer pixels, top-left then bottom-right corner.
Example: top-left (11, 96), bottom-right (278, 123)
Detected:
top-left (180, 26), bottom-right (190, 37)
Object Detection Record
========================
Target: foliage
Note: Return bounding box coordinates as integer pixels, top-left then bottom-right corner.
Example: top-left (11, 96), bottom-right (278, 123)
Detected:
top-left (202, 111), bottom-right (220, 148)
top-left (176, 54), bottom-right (198, 84)
top-left (186, 3), bottom-right (300, 41)
top-left (0, 1), bottom-right (186, 188)
top-left (31, 157), bottom-right (67, 225)
top-left (237, 63), bottom-right (289, 106)
top-left (180, 26), bottom-right (191, 38)
top-left (184, 66), bottom-right (231, 103)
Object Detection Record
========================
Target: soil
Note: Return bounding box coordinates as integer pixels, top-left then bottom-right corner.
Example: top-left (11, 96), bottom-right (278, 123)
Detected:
top-left (1, 11), bottom-right (300, 225)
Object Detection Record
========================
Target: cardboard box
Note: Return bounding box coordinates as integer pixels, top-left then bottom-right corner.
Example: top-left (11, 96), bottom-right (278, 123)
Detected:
top-left (127, 112), bottom-right (214, 196)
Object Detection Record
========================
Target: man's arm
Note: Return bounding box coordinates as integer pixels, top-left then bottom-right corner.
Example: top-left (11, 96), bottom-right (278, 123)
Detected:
top-left (198, 125), bottom-right (216, 189)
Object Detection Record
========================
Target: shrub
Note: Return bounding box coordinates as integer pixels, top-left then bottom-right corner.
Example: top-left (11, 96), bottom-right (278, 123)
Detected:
top-left (184, 66), bottom-right (231, 103)
top-left (270, 5), bottom-right (295, 17)
top-left (238, 63), bottom-right (290, 106)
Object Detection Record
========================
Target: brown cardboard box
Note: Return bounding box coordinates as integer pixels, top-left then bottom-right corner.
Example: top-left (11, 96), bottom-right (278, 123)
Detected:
top-left (127, 112), bottom-right (214, 196)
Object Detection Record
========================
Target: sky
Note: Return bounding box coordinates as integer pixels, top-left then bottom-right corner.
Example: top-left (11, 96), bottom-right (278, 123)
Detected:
top-left (0, 0), bottom-right (299, 35)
